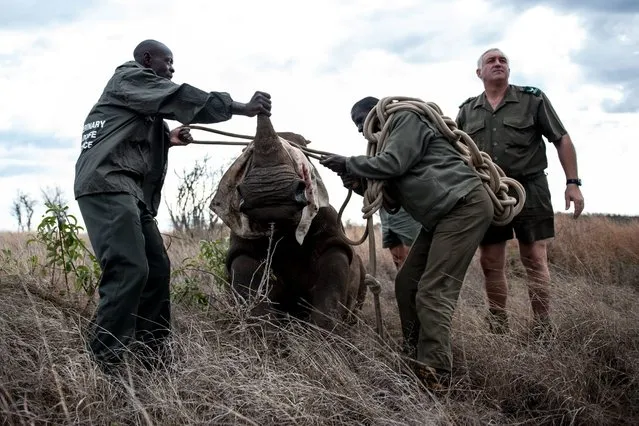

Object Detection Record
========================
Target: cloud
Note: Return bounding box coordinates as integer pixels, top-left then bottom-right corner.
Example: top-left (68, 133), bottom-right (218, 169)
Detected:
top-left (319, 0), bottom-right (514, 69)
top-left (572, 14), bottom-right (639, 113)
top-left (512, 0), bottom-right (639, 12)
top-left (0, 0), bottom-right (99, 29)
top-left (490, 0), bottom-right (639, 113)
top-left (0, 130), bottom-right (75, 150)
top-left (0, 164), bottom-right (40, 178)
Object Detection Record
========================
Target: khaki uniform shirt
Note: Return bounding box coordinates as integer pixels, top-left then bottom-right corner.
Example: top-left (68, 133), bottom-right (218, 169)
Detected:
top-left (455, 85), bottom-right (567, 179)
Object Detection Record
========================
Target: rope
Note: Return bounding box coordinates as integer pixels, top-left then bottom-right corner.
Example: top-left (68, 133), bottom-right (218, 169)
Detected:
top-left (184, 125), bottom-right (363, 246)
top-left (360, 96), bottom-right (526, 226)
top-left (184, 125), bottom-right (333, 161)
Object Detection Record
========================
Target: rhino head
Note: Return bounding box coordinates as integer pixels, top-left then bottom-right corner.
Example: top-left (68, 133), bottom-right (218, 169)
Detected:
top-left (236, 114), bottom-right (310, 230)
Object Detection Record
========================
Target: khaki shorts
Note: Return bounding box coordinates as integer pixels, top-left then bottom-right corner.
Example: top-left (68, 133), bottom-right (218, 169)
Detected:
top-left (380, 207), bottom-right (422, 248)
top-left (481, 172), bottom-right (555, 246)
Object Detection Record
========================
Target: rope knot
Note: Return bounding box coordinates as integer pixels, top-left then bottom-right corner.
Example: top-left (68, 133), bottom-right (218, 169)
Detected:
top-left (364, 274), bottom-right (382, 295)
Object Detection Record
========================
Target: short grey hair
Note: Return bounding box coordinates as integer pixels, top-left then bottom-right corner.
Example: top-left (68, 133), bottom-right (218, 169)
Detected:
top-left (477, 48), bottom-right (509, 68)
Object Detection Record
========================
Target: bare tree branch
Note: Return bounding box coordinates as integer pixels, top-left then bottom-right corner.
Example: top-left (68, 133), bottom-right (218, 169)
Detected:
top-left (10, 190), bottom-right (36, 232)
top-left (165, 155), bottom-right (229, 237)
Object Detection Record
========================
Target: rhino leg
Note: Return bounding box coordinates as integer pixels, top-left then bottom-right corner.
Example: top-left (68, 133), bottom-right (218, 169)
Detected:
top-left (228, 254), bottom-right (278, 319)
top-left (344, 253), bottom-right (368, 325)
top-left (309, 248), bottom-right (351, 330)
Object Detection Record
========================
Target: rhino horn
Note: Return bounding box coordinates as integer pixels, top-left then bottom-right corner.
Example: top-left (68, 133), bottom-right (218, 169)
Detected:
top-left (252, 114), bottom-right (289, 168)
top-left (253, 114), bottom-right (281, 155)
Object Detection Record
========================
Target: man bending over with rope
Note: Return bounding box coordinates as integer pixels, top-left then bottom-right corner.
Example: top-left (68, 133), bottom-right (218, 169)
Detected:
top-left (320, 96), bottom-right (494, 391)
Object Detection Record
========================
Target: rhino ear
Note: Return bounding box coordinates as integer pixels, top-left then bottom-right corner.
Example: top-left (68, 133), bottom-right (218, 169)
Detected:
top-left (277, 131), bottom-right (310, 147)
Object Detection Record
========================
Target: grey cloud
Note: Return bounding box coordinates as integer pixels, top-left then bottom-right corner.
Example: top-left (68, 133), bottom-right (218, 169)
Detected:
top-left (0, 0), bottom-right (98, 29)
top-left (488, 0), bottom-right (639, 113)
top-left (571, 14), bottom-right (639, 112)
top-left (320, 5), bottom-right (509, 72)
top-left (509, 0), bottom-right (639, 13)
top-left (0, 164), bottom-right (41, 178)
top-left (0, 130), bottom-right (75, 150)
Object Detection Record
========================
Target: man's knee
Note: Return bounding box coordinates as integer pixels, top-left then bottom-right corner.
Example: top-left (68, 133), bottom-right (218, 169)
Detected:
top-left (111, 253), bottom-right (150, 294)
top-left (519, 240), bottom-right (549, 271)
top-left (479, 243), bottom-right (507, 274)
top-left (147, 250), bottom-right (170, 282)
top-left (389, 244), bottom-right (410, 269)
top-left (141, 214), bottom-right (171, 279)
top-left (395, 265), bottom-right (417, 302)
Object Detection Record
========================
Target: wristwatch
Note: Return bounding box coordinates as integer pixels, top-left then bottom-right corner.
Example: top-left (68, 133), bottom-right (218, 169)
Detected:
top-left (566, 178), bottom-right (582, 186)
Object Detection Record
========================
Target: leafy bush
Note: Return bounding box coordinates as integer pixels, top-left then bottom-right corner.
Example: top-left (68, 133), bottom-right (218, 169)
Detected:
top-left (27, 202), bottom-right (101, 296)
top-left (171, 237), bottom-right (230, 308)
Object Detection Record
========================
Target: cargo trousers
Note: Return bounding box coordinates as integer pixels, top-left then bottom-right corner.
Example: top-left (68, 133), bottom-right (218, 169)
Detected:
top-left (77, 192), bottom-right (171, 369)
top-left (395, 184), bottom-right (494, 373)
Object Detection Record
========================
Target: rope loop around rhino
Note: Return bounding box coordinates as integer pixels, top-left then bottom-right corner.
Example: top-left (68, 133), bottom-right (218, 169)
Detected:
top-left (361, 96), bottom-right (526, 226)
top-left (185, 125), bottom-right (332, 160)
top-left (185, 124), bottom-right (372, 246)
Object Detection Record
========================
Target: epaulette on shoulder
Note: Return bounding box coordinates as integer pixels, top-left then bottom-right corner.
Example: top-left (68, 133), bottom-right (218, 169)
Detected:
top-left (518, 86), bottom-right (542, 96)
top-left (459, 96), bottom-right (477, 108)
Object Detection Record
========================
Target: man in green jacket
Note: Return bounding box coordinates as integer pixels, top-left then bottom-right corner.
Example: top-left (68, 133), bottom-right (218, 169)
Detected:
top-left (320, 96), bottom-right (494, 390)
top-left (74, 39), bottom-right (272, 373)
top-left (342, 113), bottom-right (421, 270)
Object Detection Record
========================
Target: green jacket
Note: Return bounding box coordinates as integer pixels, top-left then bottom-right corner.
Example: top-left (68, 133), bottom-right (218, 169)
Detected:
top-left (74, 61), bottom-right (234, 216)
top-left (346, 110), bottom-right (482, 231)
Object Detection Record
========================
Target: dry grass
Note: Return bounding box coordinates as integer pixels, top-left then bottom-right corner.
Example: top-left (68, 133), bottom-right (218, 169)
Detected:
top-left (548, 214), bottom-right (639, 288)
top-left (1, 213), bottom-right (638, 425)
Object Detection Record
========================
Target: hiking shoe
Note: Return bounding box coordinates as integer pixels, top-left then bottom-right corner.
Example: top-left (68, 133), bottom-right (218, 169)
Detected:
top-left (487, 309), bottom-right (509, 334)
top-left (414, 364), bottom-right (451, 392)
top-left (531, 316), bottom-right (557, 341)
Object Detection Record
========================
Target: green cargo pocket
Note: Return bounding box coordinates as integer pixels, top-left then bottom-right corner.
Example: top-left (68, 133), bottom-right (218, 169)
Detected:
top-left (463, 119), bottom-right (486, 147)
top-left (522, 174), bottom-right (553, 214)
top-left (503, 116), bottom-right (535, 147)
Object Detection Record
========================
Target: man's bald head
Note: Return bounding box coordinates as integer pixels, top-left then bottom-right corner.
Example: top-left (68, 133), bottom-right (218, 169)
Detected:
top-left (133, 39), bottom-right (175, 80)
top-left (133, 40), bottom-right (170, 63)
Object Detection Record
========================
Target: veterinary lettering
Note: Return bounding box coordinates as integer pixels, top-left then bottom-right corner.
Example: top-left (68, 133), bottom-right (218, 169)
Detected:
top-left (81, 120), bottom-right (106, 150)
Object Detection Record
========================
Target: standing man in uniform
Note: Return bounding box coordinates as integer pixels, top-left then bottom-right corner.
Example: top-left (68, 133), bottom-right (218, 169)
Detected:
top-left (74, 39), bottom-right (272, 372)
top-left (456, 48), bottom-right (584, 336)
top-left (321, 96), bottom-right (494, 390)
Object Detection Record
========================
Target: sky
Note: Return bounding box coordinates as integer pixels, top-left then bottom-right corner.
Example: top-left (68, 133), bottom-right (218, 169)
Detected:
top-left (1, 0), bottom-right (638, 233)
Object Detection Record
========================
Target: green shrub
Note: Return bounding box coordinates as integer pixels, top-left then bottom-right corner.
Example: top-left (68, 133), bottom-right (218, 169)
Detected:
top-left (27, 202), bottom-right (101, 296)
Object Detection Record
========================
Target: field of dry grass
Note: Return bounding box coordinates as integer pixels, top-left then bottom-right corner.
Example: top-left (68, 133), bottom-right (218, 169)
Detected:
top-left (1, 213), bottom-right (638, 425)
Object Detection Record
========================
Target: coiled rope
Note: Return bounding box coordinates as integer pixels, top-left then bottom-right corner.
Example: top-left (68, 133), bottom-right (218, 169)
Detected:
top-left (359, 96), bottom-right (526, 227)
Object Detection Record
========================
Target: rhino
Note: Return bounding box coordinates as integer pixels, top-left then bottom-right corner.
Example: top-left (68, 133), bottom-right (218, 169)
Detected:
top-left (210, 114), bottom-right (368, 330)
